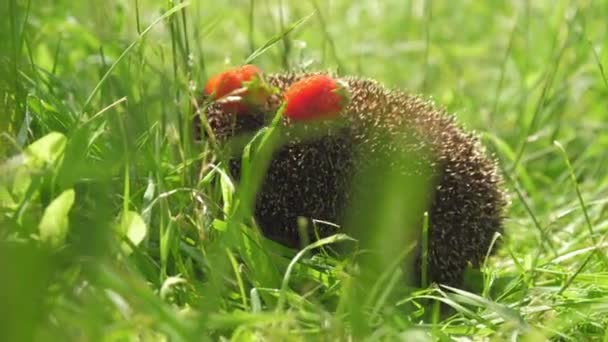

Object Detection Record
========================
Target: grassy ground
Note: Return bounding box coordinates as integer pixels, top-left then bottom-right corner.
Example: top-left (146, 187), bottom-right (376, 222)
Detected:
top-left (1, 0), bottom-right (608, 340)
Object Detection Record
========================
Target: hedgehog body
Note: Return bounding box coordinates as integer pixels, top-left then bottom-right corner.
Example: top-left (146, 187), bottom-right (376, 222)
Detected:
top-left (200, 72), bottom-right (506, 287)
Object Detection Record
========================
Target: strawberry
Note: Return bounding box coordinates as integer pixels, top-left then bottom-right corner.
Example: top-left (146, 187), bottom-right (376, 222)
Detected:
top-left (204, 64), bottom-right (273, 114)
top-left (283, 75), bottom-right (351, 122)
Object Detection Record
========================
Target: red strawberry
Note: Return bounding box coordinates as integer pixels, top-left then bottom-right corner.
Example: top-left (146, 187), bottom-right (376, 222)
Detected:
top-left (283, 75), bottom-right (351, 122)
top-left (204, 64), bottom-right (272, 114)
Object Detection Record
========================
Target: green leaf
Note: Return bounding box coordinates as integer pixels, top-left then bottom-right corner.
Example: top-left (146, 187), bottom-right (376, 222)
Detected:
top-left (219, 169), bottom-right (234, 215)
top-left (39, 189), bottom-right (75, 247)
top-left (0, 132), bottom-right (67, 187)
top-left (212, 219), bottom-right (227, 231)
top-left (119, 211), bottom-right (148, 254)
top-left (24, 132), bottom-right (67, 168)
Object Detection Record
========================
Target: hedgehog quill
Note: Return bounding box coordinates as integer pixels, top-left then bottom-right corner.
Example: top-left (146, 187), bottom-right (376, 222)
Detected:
top-left (196, 65), bottom-right (507, 287)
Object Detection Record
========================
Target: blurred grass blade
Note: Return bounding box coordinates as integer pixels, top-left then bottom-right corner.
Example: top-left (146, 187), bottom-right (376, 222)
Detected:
top-left (276, 233), bottom-right (355, 312)
top-left (82, 1), bottom-right (190, 111)
top-left (553, 141), bottom-right (597, 241)
top-left (244, 12), bottom-right (315, 64)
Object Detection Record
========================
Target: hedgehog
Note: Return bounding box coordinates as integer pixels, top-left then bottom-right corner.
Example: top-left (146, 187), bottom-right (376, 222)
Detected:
top-left (194, 68), bottom-right (507, 287)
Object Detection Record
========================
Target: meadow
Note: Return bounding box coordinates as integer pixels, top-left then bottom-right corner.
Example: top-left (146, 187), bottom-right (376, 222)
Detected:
top-left (1, 0), bottom-right (607, 340)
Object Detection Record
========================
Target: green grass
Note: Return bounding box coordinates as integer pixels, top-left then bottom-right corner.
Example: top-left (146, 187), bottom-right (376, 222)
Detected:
top-left (1, 0), bottom-right (608, 340)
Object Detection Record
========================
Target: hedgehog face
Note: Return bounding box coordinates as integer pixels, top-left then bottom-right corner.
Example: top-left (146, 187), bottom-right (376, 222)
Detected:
top-left (196, 69), bottom-right (507, 287)
top-left (198, 73), bottom-right (358, 246)
top-left (201, 97), bottom-right (268, 141)
top-left (195, 64), bottom-right (281, 143)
